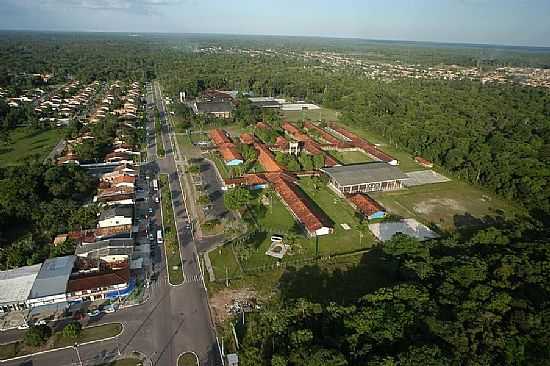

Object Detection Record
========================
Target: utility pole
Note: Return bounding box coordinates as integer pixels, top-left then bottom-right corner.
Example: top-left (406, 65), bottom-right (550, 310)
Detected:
top-left (225, 266), bottom-right (229, 287)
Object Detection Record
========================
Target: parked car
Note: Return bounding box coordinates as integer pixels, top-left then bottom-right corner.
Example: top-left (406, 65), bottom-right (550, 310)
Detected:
top-left (103, 305), bottom-right (117, 314)
top-left (154, 197), bottom-right (159, 203)
top-left (87, 309), bottom-right (101, 317)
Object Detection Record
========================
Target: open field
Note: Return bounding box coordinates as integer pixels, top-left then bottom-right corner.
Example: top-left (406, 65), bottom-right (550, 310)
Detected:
top-left (0, 128), bottom-right (64, 166)
top-left (160, 175), bottom-right (184, 285)
top-left (282, 107), bottom-right (340, 123)
top-left (370, 180), bottom-right (523, 231)
top-left (224, 180), bottom-right (375, 271)
top-left (331, 150), bottom-right (373, 164)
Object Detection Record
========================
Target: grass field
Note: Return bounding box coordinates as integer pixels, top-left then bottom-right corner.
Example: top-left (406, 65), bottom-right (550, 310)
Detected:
top-left (0, 128), bottom-right (64, 166)
top-left (53, 323), bottom-right (123, 348)
top-left (160, 175), bottom-right (184, 285)
top-left (331, 150), bottom-right (373, 164)
top-left (223, 180), bottom-right (375, 271)
top-left (370, 180), bottom-right (522, 231)
top-left (282, 108), bottom-right (340, 123)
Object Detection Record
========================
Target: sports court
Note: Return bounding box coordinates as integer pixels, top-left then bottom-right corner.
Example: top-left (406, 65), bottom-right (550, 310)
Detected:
top-left (404, 170), bottom-right (450, 187)
top-left (368, 218), bottom-right (440, 241)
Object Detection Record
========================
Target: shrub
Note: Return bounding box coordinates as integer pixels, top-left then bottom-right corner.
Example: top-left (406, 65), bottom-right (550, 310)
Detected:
top-left (24, 324), bottom-right (52, 347)
top-left (62, 322), bottom-right (82, 340)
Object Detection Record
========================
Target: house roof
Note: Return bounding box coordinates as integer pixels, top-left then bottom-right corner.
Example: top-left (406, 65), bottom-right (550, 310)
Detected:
top-left (220, 146), bottom-right (243, 163)
top-left (328, 124), bottom-right (397, 163)
top-left (272, 176), bottom-right (331, 234)
top-left (225, 174), bottom-right (268, 187)
top-left (209, 129), bottom-right (232, 146)
top-left (239, 133), bottom-right (256, 145)
top-left (304, 122), bottom-right (344, 146)
top-left (282, 122), bottom-right (310, 142)
top-left (75, 238), bottom-right (135, 258)
top-left (67, 268), bottom-right (130, 293)
top-left (321, 162), bottom-right (407, 186)
top-left (256, 122), bottom-right (270, 129)
top-left (196, 101), bottom-right (233, 114)
top-left (255, 143), bottom-right (283, 172)
top-left (0, 264), bottom-right (42, 305)
top-left (99, 205), bottom-right (134, 221)
top-left (348, 193), bottom-right (385, 217)
top-left (28, 256), bottom-right (76, 299)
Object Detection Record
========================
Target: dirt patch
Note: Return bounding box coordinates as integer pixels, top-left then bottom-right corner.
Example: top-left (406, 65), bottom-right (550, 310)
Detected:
top-left (413, 198), bottom-right (466, 215)
top-left (210, 288), bottom-right (258, 324)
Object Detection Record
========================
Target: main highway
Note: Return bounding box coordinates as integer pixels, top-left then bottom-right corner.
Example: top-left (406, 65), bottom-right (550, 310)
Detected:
top-left (1, 82), bottom-right (221, 366)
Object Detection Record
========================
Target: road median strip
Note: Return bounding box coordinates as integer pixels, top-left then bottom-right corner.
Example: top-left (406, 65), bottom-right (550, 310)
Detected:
top-left (159, 174), bottom-right (185, 285)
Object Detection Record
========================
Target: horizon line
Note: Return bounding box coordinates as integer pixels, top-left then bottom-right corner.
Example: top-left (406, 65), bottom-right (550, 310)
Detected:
top-left (1, 28), bottom-right (550, 50)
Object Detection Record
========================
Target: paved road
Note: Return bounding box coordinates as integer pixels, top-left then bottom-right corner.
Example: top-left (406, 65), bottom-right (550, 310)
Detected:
top-left (1, 84), bottom-right (221, 366)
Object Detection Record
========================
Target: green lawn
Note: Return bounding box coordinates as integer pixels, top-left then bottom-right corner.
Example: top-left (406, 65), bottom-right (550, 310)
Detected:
top-left (53, 323), bottom-right (123, 348)
top-left (0, 127), bottom-right (64, 166)
top-left (331, 150), bottom-right (373, 164)
top-left (209, 244), bottom-right (242, 280)
top-left (178, 352), bottom-right (199, 366)
top-left (160, 174), bottom-right (184, 285)
top-left (370, 180), bottom-right (523, 231)
top-left (225, 182), bottom-right (374, 271)
top-left (0, 323), bottom-right (123, 361)
top-left (282, 108), bottom-right (340, 123)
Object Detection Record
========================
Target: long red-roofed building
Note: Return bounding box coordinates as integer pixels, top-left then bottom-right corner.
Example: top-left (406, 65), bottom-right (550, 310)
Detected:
top-left (271, 175), bottom-right (332, 237)
top-left (347, 193), bottom-right (386, 220)
top-left (282, 121), bottom-right (339, 167)
top-left (327, 123), bottom-right (398, 165)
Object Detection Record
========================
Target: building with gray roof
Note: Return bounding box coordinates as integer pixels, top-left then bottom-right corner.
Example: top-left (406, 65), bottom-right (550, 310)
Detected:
top-left (321, 162), bottom-right (407, 194)
top-left (0, 264), bottom-right (42, 313)
top-left (26, 256), bottom-right (76, 308)
top-left (75, 238), bottom-right (135, 260)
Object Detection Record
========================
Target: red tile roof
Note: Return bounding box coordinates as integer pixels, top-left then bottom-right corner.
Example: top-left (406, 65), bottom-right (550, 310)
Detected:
top-left (347, 193), bottom-right (385, 217)
top-left (329, 124), bottom-right (396, 163)
top-left (282, 122), bottom-right (310, 142)
top-left (240, 133), bottom-right (256, 145)
top-left (220, 146), bottom-right (243, 163)
top-left (225, 174), bottom-right (268, 187)
top-left (274, 136), bottom-right (288, 149)
top-left (256, 122), bottom-right (270, 129)
top-left (415, 156), bottom-right (433, 167)
top-left (209, 128), bottom-right (232, 146)
top-left (112, 175), bottom-right (136, 185)
top-left (67, 268), bottom-right (130, 293)
top-left (304, 122), bottom-right (346, 146)
top-left (255, 143), bottom-right (284, 172)
top-left (271, 176), bottom-right (331, 235)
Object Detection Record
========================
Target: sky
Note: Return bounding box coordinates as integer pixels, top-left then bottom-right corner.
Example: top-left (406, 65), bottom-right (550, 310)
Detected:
top-left (0, 0), bottom-right (549, 47)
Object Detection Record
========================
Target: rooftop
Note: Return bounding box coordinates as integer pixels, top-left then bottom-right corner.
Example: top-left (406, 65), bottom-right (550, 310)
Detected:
top-left (322, 162), bottom-right (407, 186)
top-left (0, 264), bottom-right (42, 305)
top-left (28, 256), bottom-right (76, 299)
top-left (196, 101), bottom-right (233, 114)
top-left (67, 268), bottom-right (130, 293)
top-left (99, 205), bottom-right (134, 221)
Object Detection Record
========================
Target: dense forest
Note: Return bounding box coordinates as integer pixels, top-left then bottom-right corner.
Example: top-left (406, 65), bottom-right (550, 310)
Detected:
top-left (238, 227), bottom-right (550, 365)
top-left (0, 163), bottom-right (97, 268)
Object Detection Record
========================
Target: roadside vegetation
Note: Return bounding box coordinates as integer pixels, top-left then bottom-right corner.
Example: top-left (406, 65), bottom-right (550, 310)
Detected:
top-left (154, 111), bottom-right (165, 158)
top-left (178, 352), bottom-right (199, 366)
top-left (0, 323), bottom-right (122, 361)
top-left (159, 174), bottom-right (184, 285)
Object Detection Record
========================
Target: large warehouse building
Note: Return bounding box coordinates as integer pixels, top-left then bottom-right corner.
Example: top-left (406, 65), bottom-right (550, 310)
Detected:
top-left (321, 162), bottom-right (407, 194)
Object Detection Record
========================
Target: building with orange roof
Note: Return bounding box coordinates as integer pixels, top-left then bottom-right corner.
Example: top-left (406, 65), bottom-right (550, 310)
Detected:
top-left (347, 193), bottom-right (386, 220)
top-left (271, 176), bottom-right (332, 237)
top-left (209, 128), bottom-right (232, 146)
top-left (224, 174), bottom-right (269, 190)
top-left (219, 146), bottom-right (244, 166)
top-left (239, 132), bottom-right (256, 145)
top-left (328, 123), bottom-right (398, 165)
top-left (255, 143), bottom-right (284, 172)
top-left (415, 156), bottom-right (434, 168)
